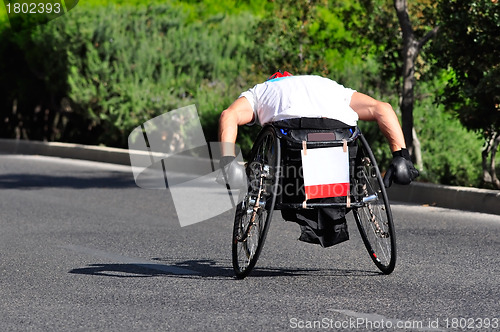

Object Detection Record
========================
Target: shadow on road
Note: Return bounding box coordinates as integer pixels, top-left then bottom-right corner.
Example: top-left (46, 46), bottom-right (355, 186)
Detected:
top-left (68, 258), bottom-right (381, 279)
top-left (0, 173), bottom-right (136, 189)
top-left (69, 263), bottom-right (173, 278)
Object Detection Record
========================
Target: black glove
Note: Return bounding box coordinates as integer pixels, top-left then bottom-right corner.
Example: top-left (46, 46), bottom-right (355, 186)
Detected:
top-left (383, 148), bottom-right (419, 188)
top-left (216, 156), bottom-right (247, 190)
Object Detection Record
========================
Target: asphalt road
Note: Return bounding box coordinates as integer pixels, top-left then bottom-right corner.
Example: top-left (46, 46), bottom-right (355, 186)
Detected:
top-left (1, 154), bottom-right (499, 332)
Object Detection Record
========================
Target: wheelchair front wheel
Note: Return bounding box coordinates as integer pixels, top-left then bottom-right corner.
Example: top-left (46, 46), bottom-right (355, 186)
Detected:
top-left (232, 127), bottom-right (281, 279)
top-left (352, 134), bottom-right (396, 274)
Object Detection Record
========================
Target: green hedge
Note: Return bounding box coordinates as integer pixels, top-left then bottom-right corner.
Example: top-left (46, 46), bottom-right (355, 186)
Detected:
top-left (413, 79), bottom-right (483, 187)
top-left (0, 3), bottom-right (257, 147)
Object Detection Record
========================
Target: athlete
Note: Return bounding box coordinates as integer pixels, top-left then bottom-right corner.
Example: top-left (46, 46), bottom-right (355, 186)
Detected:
top-left (218, 71), bottom-right (419, 189)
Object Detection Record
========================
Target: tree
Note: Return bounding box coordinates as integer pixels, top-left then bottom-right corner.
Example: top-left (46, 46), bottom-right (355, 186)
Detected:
top-left (393, 0), bottom-right (438, 165)
top-left (358, 0), bottom-right (440, 169)
top-left (433, 0), bottom-right (500, 189)
top-left (252, 0), bottom-right (369, 79)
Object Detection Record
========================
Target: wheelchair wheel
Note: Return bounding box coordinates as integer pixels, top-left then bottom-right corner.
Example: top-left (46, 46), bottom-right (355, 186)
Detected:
top-left (352, 134), bottom-right (396, 274)
top-left (232, 126), bottom-right (281, 279)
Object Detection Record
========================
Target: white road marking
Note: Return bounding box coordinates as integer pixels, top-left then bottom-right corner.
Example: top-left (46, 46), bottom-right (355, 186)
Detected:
top-left (3, 155), bottom-right (132, 172)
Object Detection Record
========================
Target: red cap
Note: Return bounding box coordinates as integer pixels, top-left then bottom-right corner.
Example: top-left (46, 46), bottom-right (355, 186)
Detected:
top-left (267, 70), bottom-right (293, 81)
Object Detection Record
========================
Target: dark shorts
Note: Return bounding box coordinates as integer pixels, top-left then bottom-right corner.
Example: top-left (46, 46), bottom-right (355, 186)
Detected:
top-left (281, 199), bottom-right (349, 248)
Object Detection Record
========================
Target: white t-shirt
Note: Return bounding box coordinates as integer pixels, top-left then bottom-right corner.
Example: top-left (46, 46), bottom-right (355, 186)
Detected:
top-left (239, 75), bottom-right (358, 126)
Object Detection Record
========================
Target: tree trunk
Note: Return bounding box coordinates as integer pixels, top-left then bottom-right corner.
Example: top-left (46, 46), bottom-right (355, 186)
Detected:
top-left (401, 40), bottom-right (418, 154)
top-left (490, 134), bottom-right (500, 189)
top-left (394, 0), bottom-right (438, 162)
top-left (412, 127), bottom-right (423, 170)
top-left (481, 135), bottom-right (492, 183)
top-left (394, 0), bottom-right (416, 153)
top-left (481, 131), bottom-right (500, 189)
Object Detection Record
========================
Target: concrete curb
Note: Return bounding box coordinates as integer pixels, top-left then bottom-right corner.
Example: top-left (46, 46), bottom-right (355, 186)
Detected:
top-left (386, 182), bottom-right (500, 215)
top-left (0, 138), bottom-right (132, 165)
top-left (1, 138), bottom-right (499, 215)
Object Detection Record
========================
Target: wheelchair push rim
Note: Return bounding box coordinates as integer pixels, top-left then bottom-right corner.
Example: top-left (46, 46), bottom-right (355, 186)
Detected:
top-left (232, 126), bottom-right (281, 279)
top-left (352, 134), bottom-right (397, 274)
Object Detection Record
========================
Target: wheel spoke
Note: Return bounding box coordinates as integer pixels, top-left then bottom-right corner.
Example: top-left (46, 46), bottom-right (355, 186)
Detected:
top-left (353, 134), bottom-right (396, 274)
top-left (232, 127), bottom-right (280, 278)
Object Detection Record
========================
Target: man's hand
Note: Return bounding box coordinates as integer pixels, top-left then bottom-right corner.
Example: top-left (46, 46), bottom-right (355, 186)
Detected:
top-left (383, 148), bottom-right (419, 188)
top-left (216, 156), bottom-right (247, 190)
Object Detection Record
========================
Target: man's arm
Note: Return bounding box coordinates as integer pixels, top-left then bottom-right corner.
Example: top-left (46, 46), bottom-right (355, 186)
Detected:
top-left (349, 92), bottom-right (406, 152)
top-left (216, 97), bottom-right (254, 189)
top-left (218, 97), bottom-right (255, 156)
top-left (349, 92), bottom-right (419, 186)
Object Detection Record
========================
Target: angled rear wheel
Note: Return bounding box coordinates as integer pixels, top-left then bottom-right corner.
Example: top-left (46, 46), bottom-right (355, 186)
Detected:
top-left (352, 134), bottom-right (396, 274)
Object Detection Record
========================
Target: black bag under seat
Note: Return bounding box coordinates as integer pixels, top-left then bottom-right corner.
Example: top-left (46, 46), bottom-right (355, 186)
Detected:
top-left (270, 118), bottom-right (356, 248)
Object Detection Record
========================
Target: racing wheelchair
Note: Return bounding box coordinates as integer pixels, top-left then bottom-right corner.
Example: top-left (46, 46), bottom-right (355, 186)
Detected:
top-left (231, 117), bottom-right (396, 279)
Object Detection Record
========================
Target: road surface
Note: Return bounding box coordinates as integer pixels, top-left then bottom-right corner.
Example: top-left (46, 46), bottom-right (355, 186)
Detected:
top-left (0, 154), bottom-right (499, 331)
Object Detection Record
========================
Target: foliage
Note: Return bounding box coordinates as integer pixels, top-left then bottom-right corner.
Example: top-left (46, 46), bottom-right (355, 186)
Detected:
top-left (432, 0), bottom-right (500, 187)
top-left (413, 77), bottom-right (483, 186)
top-left (0, 0), bottom-right (492, 188)
top-left (0, 3), bottom-right (256, 147)
top-left (433, 0), bottom-right (500, 134)
top-left (166, 0), bottom-right (272, 20)
top-left (359, 0), bottom-right (440, 93)
top-left (0, 21), bottom-right (70, 141)
top-left (252, 0), bottom-right (372, 82)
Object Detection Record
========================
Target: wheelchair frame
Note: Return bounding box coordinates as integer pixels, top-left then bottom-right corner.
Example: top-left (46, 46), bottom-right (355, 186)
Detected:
top-left (231, 119), bottom-right (396, 279)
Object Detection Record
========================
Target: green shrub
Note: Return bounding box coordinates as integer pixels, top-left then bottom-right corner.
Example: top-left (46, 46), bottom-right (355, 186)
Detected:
top-left (0, 3), bottom-right (257, 147)
top-left (413, 78), bottom-right (483, 187)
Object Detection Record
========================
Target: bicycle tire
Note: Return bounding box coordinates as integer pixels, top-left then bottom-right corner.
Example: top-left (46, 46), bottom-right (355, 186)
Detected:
top-left (352, 134), bottom-right (396, 274)
top-left (232, 126), bottom-right (281, 279)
